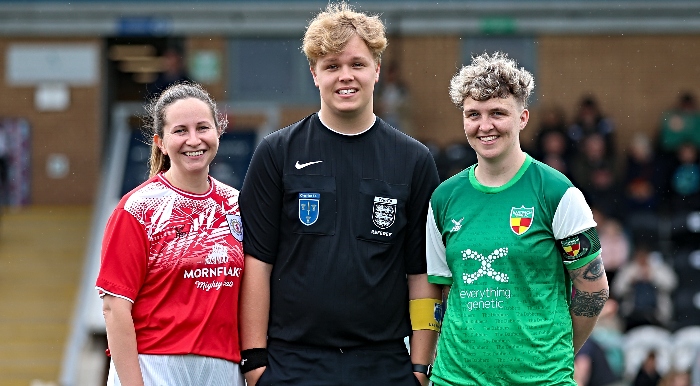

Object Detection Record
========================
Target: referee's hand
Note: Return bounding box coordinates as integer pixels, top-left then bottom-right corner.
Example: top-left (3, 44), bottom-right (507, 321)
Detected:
top-left (414, 372), bottom-right (429, 386)
top-left (244, 366), bottom-right (266, 386)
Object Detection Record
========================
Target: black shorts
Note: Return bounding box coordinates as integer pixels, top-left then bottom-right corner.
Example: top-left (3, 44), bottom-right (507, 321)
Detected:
top-left (257, 339), bottom-right (421, 386)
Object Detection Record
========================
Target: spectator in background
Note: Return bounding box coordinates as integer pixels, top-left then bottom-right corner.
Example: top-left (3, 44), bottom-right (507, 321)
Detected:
top-left (0, 124), bottom-right (8, 207)
top-left (613, 242), bottom-right (678, 332)
top-left (376, 61), bottom-right (412, 135)
top-left (633, 351), bottom-right (663, 386)
top-left (146, 48), bottom-right (193, 100)
top-left (592, 206), bottom-right (630, 286)
top-left (658, 92), bottom-right (700, 155)
top-left (668, 142), bottom-right (700, 212)
top-left (574, 337), bottom-right (621, 386)
top-left (571, 133), bottom-right (623, 220)
top-left (574, 296), bottom-right (626, 386)
top-left (659, 370), bottom-right (691, 386)
top-left (623, 133), bottom-right (667, 239)
top-left (533, 104), bottom-right (573, 178)
top-left (568, 96), bottom-right (616, 157)
top-left (590, 297), bottom-right (626, 380)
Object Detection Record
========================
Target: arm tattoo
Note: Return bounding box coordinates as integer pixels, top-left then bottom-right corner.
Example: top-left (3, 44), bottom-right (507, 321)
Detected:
top-left (569, 256), bottom-right (605, 282)
top-left (570, 288), bottom-right (609, 317)
top-left (583, 257), bottom-right (605, 281)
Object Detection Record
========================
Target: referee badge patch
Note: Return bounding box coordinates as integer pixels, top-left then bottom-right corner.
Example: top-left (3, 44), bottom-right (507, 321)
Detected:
top-left (299, 193), bottom-right (320, 226)
top-left (510, 206), bottom-right (534, 235)
top-left (372, 196), bottom-right (397, 229)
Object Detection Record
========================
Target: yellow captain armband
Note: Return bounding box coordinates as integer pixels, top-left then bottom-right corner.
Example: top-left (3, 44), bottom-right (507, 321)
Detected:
top-left (409, 298), bottom-right (443, 332)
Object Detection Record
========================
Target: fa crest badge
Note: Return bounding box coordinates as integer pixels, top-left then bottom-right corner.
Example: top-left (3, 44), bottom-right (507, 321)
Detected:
top-left (372, 196), bottom-right (397, 229)
top-left (226, 214), bottom-right (243, 241)
top-left (299, 193), bottom-right (320, 226)
top-left (510, 206), bottom-right (534, 235)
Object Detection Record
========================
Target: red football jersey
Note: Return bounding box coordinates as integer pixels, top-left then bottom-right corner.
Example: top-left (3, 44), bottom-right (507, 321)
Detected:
top-left (96, 173), bottom-right (244, 362)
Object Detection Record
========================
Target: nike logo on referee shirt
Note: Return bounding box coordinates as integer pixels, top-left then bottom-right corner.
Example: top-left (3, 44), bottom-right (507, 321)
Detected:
top-left (295, 160), bottom-right (323, 169)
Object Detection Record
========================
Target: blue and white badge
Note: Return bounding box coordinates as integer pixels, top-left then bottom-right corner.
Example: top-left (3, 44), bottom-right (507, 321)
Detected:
top-left (299, 193), bottom-right (320, 226)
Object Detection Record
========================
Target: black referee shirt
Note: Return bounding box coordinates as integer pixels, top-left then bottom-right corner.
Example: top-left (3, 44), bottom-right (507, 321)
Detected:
top-left (240, 113), bottom-right (440, 347)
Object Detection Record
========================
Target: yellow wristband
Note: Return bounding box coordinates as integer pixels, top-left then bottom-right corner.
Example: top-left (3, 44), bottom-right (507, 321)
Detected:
top-left (409, 298), bottom-right (443, 332)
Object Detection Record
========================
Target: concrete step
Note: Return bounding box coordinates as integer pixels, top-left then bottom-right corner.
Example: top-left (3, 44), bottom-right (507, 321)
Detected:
top-left (0, 206), bottom-right (91, 386)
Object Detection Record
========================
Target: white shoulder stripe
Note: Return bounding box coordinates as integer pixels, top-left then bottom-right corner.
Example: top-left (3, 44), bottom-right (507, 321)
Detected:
top-left (95, 287), bottom-right (134, 303)
top-left (552, 187), bottom-right (597, 240)
top-left (426, 203), bottom-right (452, 279)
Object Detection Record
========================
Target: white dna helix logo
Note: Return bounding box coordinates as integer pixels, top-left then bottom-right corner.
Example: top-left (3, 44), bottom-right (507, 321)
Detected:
top-left (462, 247), bottom-right (509, 284)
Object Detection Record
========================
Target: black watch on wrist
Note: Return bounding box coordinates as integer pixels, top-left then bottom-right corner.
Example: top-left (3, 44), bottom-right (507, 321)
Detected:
top-left (412, 363), bottom-right (432, 377)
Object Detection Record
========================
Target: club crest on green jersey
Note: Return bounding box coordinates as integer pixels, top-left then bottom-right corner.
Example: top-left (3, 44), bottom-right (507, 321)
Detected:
top-left (562, 236), bottom-right (581, 257)
top-left (299, 193), bottom-right (320, 226)
top-left (559, 232), bottom-right (592, 263)
top-left (510, 206), bottom-right (534, 235)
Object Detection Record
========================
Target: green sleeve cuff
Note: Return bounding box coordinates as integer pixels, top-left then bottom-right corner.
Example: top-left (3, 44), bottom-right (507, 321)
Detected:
top-left (428, 275), bottom-right (453, 285)
top-left (565, 249), bottom-right (601, 271)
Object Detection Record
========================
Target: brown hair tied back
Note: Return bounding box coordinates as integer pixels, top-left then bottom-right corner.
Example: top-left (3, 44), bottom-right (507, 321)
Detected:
top-left (144, 82), bottom-right (228, 178)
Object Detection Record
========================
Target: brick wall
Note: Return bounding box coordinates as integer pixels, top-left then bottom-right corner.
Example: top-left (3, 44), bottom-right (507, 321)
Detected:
top-left (0, 38), bottom-right (102, 205)
top-left (398, 34), bottom-right (700, 156)
top-left (1, 34), bottom-right (698, 205)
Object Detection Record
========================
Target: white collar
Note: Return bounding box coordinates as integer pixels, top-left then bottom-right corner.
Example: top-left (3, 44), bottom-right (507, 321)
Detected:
top-left (317, 112), bottom-right (376, 136)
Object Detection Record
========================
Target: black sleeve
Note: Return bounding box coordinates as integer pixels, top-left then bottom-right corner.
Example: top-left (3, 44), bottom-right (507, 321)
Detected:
top-left (404, 148), bottom-right (441, 275)
top-left (239, 138), bottom-right (283, 264)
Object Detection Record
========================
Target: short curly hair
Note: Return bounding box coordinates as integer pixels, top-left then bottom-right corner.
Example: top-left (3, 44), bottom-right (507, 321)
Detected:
top-left (449, 52), bottom-right (534, 109)
top-left (302, 2), bottom-right (387, 67)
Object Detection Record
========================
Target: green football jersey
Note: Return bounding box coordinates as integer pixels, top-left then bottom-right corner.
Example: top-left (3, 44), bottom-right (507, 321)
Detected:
top-left (427, 154), bottom-right (600, 386)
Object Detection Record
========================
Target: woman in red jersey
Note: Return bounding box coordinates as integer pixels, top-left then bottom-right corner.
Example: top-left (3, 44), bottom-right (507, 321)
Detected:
top-left (96, 82), bottom-right (244, 386)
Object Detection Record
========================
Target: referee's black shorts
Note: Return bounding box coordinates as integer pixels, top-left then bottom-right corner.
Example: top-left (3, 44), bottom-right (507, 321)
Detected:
top-left (257, 339), bottom-right (421, 386)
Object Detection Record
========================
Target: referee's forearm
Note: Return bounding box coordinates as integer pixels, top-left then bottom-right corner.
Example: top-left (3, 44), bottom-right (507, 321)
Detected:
top-left (409, 329), bottom-right (438, 365)
top-left (407, 274), bottom-right (441, 364)
top-left (240, 255), bottom-right (273, 350)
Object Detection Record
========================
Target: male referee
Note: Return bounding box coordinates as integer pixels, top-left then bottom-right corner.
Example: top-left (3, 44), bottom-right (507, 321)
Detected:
top-left (238, 2), bottom-right (442, 386)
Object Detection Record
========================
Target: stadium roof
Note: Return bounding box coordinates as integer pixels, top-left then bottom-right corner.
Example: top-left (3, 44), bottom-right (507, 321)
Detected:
top-left (1, 1), bottom-right (699, 36)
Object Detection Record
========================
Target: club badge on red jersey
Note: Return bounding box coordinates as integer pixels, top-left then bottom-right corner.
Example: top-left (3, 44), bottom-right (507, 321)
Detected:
top-left (510, 206), bottom-right (534, 235)
top-left (372, 196), bottom-right (397, 229)
top-left (299, 193), bottom-right (320, 226)
top-left (226, 214), bottom-right (243, 242)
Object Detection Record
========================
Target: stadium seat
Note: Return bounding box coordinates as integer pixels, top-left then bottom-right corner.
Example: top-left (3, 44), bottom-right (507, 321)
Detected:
top-left (671, 326), bottom-right (700, 372)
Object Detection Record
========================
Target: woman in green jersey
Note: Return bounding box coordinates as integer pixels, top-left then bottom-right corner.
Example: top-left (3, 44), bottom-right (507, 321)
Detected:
top-left (426, 52), bottom-right (610, 385)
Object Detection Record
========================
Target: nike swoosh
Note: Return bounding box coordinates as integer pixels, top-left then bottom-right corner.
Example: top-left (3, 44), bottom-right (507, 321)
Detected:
top-left (295, 160), bottom-right (323, 169)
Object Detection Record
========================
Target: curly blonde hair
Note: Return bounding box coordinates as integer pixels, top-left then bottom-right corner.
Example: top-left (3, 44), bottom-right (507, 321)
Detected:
top-left (302, 2), bottom-right (387, 66)
top-left (449, 52), bottom-right (534, 109)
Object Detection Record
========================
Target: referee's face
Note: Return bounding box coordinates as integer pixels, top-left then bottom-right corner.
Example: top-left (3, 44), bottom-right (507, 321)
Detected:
top-left (462, 95), bottom-right (529, 165)
top-left (311, 34), bottom-right (380, 122)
